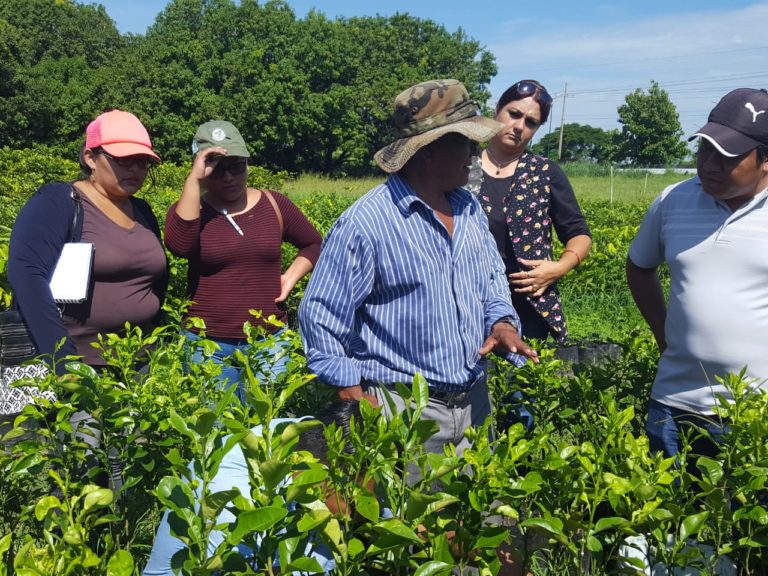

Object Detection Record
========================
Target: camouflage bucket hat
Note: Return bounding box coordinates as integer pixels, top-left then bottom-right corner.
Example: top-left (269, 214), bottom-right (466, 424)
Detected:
top-left (374, 79), bottom-right (504, 173)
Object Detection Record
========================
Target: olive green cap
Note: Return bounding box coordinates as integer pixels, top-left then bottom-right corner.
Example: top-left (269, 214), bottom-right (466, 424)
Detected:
top-left (191, 120), bottom-right (250, 158)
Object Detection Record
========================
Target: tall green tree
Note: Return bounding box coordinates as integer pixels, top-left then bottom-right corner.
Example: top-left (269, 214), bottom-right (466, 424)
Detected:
top-left (112, 0), bottom-right (497, 173)
top-left (615, 80), bottom-right (688, 167)
top-left (532, 123), bottom-right (618, 163)
top-left (0, 0), bottom-right (496, 174)
top-left (0, 0), bottom-right (123, 152)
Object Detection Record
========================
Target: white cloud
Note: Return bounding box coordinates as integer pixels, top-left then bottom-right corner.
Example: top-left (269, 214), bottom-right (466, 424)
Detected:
top-left (486, 3), bottom-right (768, 137)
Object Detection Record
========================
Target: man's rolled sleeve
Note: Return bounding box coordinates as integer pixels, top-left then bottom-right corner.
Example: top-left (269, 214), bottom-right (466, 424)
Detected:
top-left (299, 218), bottom-right (375, 387)
top-left (481, 224), bottom-right (520, 335)
top-left (480, 221), bottom-right (526, 366)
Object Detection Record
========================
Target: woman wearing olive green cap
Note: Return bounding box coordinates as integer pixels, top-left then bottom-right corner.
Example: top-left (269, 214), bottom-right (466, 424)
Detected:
top-left (164, 120), bottom-right (322, 402)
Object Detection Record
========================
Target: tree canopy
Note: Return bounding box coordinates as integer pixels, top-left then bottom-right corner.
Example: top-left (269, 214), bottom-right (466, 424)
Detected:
top-left (0, 2), bottom-right (694, 172)
top-left (615, 80), bottom-right (688, 167)
top-left (532, 123), bottom-right (618, 163)
top-left (0, 0), bottom-right (497, 175)
top-left (0, 0), bottom-right (123, 149)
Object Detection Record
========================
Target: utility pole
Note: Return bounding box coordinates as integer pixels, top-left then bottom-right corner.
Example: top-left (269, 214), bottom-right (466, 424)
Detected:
top-left (557, 82), bottom-right (567, 161)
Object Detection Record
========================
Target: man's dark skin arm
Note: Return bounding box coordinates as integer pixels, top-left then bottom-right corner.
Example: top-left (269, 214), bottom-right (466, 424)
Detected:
top-left (337, 385), bottom-right (378, 406)
top-left (626, 256), bottom-right (667, 352)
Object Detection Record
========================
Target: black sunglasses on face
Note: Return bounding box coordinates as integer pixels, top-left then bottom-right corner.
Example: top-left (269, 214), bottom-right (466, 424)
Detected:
top-left (438, 133), bottom-right (481, 155)
top-left (98, 149), bottom-right (156, 169)
top-left (207, 159), bottom-right (248, 179)
top-left (511, 81), bottom-right (553, 107)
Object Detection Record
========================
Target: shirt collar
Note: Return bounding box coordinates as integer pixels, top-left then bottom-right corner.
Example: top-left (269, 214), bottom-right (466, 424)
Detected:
top-left (696, 176), bottom-right (768, 213)
top-left (386, 173), bottom-right (475, 217)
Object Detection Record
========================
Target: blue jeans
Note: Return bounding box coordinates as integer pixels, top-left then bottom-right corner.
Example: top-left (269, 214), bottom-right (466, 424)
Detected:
top-left (503, 389), bottom-right (535, 432)
top-left (182, 329), bottom-right (290, 404)
top-left (142, 419), bottom-right (336, 576)
top-left (646, 398), bottom-right (728, 475)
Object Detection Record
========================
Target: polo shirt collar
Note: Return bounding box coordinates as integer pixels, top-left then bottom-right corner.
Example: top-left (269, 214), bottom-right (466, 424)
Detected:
top-left (696, 177), bottom-right (768, 214)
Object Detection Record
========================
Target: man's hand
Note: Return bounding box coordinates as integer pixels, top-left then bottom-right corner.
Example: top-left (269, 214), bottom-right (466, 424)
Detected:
top-left (337, 384), bottom-right (378, 407)
top-left (479, 321), bottom-right (539, 363)
top-left (625, 257), bottom-right (667, 352)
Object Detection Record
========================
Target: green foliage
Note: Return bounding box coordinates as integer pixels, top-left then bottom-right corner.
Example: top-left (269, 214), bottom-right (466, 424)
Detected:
top-left (615, 81), bottom-right (689, 167)
top-left (0, 0), bottom-right (124, 152)
top-left (0, 146), bottom-right (81, 200)
top-left (3, 155), bottom-right (768, 574)
top-left (532, 124), bottom-right (619, 164)
top-left (17, 0), bottom-right (494, 176)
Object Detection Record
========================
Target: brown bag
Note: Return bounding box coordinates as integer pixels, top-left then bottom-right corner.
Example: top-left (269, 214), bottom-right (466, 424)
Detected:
top-left (261, 190), bottom-right (300, 328)
top-left (261, 189), bottom-right (283, 235)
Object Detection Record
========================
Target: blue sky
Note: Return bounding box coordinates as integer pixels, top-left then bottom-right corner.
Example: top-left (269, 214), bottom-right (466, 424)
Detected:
top-left (93, 0), bottom-right (768, 142)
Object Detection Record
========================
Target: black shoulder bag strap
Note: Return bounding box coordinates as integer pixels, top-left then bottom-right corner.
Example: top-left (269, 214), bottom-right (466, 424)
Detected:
top-left (50, 184), bottom-right (84, 317)
top-left (68, 184), bottom-right (83, 243)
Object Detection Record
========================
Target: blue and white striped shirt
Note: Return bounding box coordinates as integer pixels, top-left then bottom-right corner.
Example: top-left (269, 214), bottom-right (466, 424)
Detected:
top-left (299, 174), bottom-right (523, 392)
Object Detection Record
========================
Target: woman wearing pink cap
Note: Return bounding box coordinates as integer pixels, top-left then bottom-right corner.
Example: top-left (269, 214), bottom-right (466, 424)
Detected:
top-left (8, 110), bottom-right (168, 372)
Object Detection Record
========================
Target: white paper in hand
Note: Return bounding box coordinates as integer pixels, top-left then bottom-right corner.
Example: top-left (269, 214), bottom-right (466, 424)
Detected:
top-left (49, 243), bottom-right (94, 304)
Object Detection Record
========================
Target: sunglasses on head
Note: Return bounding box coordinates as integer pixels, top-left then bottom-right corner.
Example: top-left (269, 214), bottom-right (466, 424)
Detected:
top-left (207, 158), bottom-right (248, 179)
top-left (98, 149), bottom-right (156, 169)
top-left (510, 81), bottom-right (553, 107)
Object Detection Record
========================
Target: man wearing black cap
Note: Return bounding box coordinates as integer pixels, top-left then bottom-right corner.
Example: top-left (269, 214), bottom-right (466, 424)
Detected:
top-left (626, 88), bottom-right (768, 459)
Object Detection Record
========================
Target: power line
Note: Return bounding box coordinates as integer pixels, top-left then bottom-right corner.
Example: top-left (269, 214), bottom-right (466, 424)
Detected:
top-left (525, 64), bottom-right (768, 133)
top-left (571, 72), bottom-right (768, 96)
top-left (533, 45), bottom-right (768, 74)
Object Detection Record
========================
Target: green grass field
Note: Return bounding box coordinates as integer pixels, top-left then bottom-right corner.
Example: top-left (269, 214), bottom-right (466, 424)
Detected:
top-left (281, 169), bottom-right (693, 204)
top-left (569, 171), bottom-right (690, 203)
top-left (278, 168), bottom-right (685, 344)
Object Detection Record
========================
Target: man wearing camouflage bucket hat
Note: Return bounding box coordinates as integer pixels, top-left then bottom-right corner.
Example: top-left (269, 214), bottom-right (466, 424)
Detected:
top-left (301, 79), bottom-right (539, 459)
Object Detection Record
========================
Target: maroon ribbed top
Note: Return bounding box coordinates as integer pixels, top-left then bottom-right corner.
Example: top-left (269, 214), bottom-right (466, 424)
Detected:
top-left (164, 191), bottom-right (322, 338)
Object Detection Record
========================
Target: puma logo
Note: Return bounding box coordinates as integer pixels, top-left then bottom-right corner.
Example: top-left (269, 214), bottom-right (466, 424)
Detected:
top-left (745, 102), bottom-right (766, 123)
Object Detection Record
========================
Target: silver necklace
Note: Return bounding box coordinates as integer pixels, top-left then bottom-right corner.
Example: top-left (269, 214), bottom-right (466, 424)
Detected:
top-left (486, 148), bottom-right (521, 175)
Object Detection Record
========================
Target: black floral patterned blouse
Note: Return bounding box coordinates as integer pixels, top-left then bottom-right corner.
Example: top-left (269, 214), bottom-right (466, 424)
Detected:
top-left (466, 152), bottom-right (590, 342)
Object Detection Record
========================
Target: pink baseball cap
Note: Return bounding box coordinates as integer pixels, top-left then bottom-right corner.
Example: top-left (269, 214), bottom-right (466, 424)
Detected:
top-left (85, 110), bottom-right (160, 161)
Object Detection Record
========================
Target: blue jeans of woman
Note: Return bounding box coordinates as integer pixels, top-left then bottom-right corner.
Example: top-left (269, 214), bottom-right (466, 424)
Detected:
top-left (183, 329), bottom-right (290, 404)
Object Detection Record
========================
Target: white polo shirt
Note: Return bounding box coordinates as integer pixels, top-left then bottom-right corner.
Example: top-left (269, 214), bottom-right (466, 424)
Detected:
top-left (629, 176), bottom-right (768, 414)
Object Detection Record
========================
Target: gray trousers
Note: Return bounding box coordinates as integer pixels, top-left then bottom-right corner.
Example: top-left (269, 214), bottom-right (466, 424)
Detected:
top-left (364, 374), bottom-right (494, 460)
top-left (366, 377), bottom-right (521, 572)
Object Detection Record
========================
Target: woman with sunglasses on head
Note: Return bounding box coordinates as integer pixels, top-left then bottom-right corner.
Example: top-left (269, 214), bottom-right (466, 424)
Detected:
top-left (467, 80), bottom-right (591, 343)
top-left (164, 121), bottom-right (322, 402)
top-left (8, 110), bottom-right (168, 372)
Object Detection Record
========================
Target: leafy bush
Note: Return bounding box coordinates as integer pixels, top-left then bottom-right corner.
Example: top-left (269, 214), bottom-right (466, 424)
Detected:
top-left (4, 323), bottom-right (768, 574)
top-left (2, 150), bottom-right (767, 575)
